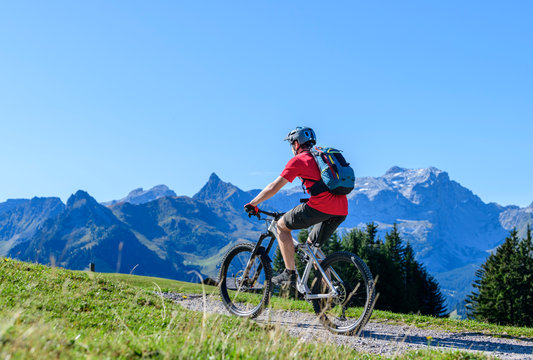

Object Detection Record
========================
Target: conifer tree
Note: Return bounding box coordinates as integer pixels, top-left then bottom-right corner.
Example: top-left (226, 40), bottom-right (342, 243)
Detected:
top-left (273, 247), bottom-right (284, 273)
top-left (384, 224), bottom-right (405, 267)
top-left (366, 222), bottom-right (378, 244)
top-left (417, 266), bottom-right (448, 316)
top-left (518, 225), bottom-right (533, 325)
top-left (380, 224), bottom-right (407, 312)
top-left (403, 242), bottom-right (420, 310)
top-left (340, 223), bottom-right (447, 316)
top-left (361, 223), bottom-right (381, 268)
top-left (331, 231), bottom-right (343, 253)
top-left (467, 228), bottom-right (533, 326)
top-left (322, 231), bottom-right (342, 256)
top-left (341, 228), bottom-right (366, 255)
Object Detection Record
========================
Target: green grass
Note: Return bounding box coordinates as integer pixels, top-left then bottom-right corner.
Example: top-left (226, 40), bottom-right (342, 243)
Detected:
top-left (101, 270), bottom-right (533, 339)
top-left (369, 310), bottom-right (533, 339)
top-left (0, 258), bottom-right (493, 359)
top-left (96, 271), bottom-right (217, 294)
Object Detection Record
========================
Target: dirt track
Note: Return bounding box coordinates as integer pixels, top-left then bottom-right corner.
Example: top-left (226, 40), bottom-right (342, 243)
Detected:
top-left (160, 292), bottom-right (533, 359)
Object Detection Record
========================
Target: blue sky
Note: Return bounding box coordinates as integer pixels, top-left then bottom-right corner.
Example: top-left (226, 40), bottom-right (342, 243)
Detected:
top-left (1, 1), bottom-right (532, 207)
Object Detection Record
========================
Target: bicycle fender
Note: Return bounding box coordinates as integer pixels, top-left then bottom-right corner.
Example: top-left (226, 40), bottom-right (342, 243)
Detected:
top-left (256, 246), bottom-right (272, 263)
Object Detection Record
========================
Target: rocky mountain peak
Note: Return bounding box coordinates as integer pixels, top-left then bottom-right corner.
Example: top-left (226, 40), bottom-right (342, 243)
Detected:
top-left (152, 184), bottom-right (173, 192)
top-left (382, 166), bottom-right (449, 191)
top-left (208, 172), bottom-right (221, 182)
top-left (0, 199), bottom-right (29, 215)
top-left (350, 166), bottom-right (452, 204)
top-left (128, 188), bottom-right (144, 196)
top-left (194, 173), bottom-right (238, 201)
top-left (64, 190), bottom-right (120, 230)
top-left (383, 166), bottom-right (446, 181)
top-left (400, 168), bottom-right (449, 204)
top-left (385, 166), bottom-right (407, 175)
top-left (104, 185), bottom-right (177, 206)
top-left (67, 190), bottom-right (98, 209)
top-left (525, 202), bottom-right (533, 213)
top-left (0, 197), bottom-right (64, 216)
top-left (193, 173), bottom-right (252, 208)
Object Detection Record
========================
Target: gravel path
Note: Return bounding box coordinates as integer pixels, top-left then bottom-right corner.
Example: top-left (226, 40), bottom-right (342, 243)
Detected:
top-left (158, 292), bottom-right (533, 359)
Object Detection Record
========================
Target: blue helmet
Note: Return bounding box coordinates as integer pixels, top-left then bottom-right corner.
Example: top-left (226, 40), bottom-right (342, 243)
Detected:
top-left (284, 126), bottom-right (316, 146)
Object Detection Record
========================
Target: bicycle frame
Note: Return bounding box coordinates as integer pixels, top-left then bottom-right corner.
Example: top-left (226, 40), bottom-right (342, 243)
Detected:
top-left (222, 207), bottom-right (375, 334)
top-left (250, 211), bottom-right (341, 301)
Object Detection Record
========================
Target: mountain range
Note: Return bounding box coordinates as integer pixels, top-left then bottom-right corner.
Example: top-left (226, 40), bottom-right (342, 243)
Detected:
top-left (1, 167), bottom-right (531, 314)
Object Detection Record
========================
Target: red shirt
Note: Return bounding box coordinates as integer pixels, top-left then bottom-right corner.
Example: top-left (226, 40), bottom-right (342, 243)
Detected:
top-left (280, 151), bottom-right (348, 216)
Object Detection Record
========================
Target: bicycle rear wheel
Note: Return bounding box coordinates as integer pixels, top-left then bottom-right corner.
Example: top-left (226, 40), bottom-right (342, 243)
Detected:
top-left (311, 251), bottom-right (375, 335)
top-left (219, 243), bottom-right (273, 318)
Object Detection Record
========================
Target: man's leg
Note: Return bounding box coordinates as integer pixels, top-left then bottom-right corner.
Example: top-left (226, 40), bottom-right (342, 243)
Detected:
top-left (308, 215), bottom-right (347, 247)
top-left (276, 217), bottom-right (295, 270)
top-left (276, 203), bottom-right (335, 269)
top-left (273, 217), bottom-right (298, 295)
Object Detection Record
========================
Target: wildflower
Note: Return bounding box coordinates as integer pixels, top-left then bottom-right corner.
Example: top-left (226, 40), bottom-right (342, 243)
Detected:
top-left (426, 335), bottom-right (433, 346)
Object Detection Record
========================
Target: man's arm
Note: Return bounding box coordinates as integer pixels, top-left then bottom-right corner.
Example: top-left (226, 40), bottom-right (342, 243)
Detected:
top-left (249, 176), bottom-right (289, 206)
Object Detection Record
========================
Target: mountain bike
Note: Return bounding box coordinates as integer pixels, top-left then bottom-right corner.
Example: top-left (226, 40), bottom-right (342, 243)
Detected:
top-left (218, 206), bottom-right (375, 335)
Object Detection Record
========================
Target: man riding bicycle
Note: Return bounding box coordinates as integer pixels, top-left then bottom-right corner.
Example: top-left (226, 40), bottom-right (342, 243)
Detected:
top-left (244, 126), bottom-right (348, 291)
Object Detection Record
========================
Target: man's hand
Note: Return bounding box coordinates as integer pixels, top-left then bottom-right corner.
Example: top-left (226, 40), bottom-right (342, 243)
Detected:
top-left (244, 203), bottom-right (259, 217)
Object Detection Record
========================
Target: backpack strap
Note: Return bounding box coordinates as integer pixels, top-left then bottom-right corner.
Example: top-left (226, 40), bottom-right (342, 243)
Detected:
top-left (302, 149), bottom-right (328, 196)
top-left (298, 148), bottom-right (330, 196)
top-left (305, 179), bottom-right (328, 196)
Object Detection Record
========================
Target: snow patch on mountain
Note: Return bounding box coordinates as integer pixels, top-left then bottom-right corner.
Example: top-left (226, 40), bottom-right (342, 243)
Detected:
top-left (103, 185), bottom-right (177, 206)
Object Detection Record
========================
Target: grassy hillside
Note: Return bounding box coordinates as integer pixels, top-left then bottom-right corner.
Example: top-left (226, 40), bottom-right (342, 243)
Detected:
top-left (0, 258), bottom-right (497, 359)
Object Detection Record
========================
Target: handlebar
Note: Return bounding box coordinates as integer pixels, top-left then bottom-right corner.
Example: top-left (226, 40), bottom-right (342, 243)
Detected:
top-left (258, 209), bottom-right (284, 219)
top-left (248, 208), bottom-right (285, 221)
top-left (246, 199), bottom-right (307, 220)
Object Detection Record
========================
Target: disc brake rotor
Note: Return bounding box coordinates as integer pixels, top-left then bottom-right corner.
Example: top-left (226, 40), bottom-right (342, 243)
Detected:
top-left (333, 281), bottom-right (347, 306)
top-left (233, 270), bottom-right (254, 291)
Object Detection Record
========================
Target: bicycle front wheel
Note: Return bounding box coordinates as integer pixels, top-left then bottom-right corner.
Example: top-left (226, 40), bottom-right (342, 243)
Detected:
top-left (311, 251), bottom-right (375, 335)
top-left (219, 243), bottom-right (273, 318)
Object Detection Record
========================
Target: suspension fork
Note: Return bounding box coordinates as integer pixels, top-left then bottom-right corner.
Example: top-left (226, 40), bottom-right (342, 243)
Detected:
top-left (246, 219), bottom-right (278, 285)
top-left (243, 233), bottom-right (275, 285)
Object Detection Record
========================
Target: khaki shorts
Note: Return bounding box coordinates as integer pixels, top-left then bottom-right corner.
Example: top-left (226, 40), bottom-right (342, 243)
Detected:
top-left (281, 203), bottom-right (346, 247)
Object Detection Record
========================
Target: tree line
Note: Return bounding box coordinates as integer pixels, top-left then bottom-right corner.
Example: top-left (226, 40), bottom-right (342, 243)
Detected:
top-left (273, 222), bottom-right (533, 326)
top-left (467, 226), bottom-right (533, 327)
top-left (273, 222), bottom-right (447, 317)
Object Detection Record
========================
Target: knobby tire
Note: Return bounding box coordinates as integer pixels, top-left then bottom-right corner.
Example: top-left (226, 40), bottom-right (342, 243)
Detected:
top-left (311, 251), bottom-right (375, 335)
top-left (219, 242), bottom-right (273, 319)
